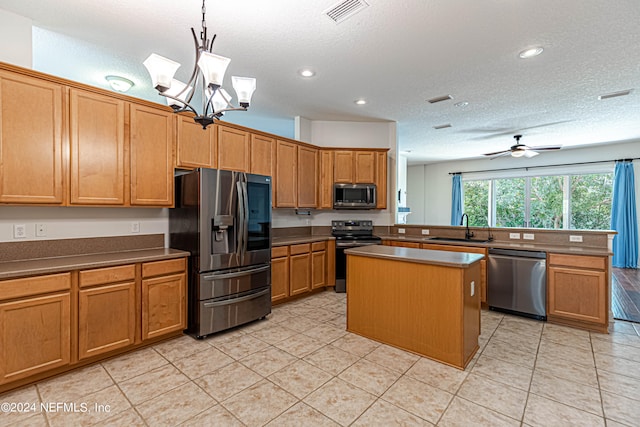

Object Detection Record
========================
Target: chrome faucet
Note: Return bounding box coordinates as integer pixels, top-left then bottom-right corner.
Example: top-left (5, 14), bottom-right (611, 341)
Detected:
top-left (460, 213), bottom-right (475, 240)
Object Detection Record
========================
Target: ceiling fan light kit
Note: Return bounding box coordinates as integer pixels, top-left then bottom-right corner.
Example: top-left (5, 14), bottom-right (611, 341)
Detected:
top-left (142, 0), bottom-right (256, 129)
top-left (483, 134), bottom-right (561, 159)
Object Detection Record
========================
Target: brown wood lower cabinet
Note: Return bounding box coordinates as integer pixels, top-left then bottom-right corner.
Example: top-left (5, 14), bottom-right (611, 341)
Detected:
top-left (0, 292), bottom-right (71, 385)
top-left (141, 259), bottom-right (187, 340)
top-left (0, 257), bottom-right (187, 393)
top-left (547, 253), bottom-right (608, 332)
top-left (271, 240), bottom-right (335, 304)
top-left (290, 244), bottom-right (311, 296)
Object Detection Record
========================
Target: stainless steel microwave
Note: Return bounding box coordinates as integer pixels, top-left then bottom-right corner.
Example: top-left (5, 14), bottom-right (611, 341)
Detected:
top-left (333, 183), bottom-right (376, 209)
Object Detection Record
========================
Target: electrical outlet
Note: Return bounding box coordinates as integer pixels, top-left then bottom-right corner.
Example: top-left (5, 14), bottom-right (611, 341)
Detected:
top-left (13, 224), bottom-right (27, 239)
top-left (509, 233), bottom-right (520, 239)
top-left (470, 281), bottom-right (475, 297)
top-left (523, 233), bottom-right (534, 240)
top-left (36, 223), bottom-right (46, 237)
top-left (421, 229), bottom-right (430, 235)
top-left (131, 222), bottom-right (140, 233)
top-left (569, 235), bottom-right (583, 243)
top-left (398, 228), bottom-right (405, 234)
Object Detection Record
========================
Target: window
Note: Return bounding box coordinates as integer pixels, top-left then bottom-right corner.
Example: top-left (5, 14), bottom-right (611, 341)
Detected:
top-left (463, 172), bottom-right (613, 230)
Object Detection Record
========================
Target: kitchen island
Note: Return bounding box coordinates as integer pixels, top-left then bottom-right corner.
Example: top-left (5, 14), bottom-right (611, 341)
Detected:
top-left (345, 245), bottom-right (484, 369)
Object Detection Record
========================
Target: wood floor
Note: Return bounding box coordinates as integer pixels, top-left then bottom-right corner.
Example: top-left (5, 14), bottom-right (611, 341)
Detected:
top-left (612, 267), bottom-right (640, 323)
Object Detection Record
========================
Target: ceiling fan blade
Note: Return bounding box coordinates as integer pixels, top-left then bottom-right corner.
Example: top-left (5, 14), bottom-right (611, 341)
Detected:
top-left (489, 152), bottom-right (512, 160)
top-left (523, 150), bottom-right (539, 158)
top-left (528, 145), bottom-right (562, 151)
top-left (483, 149), bottom-right (510, 156)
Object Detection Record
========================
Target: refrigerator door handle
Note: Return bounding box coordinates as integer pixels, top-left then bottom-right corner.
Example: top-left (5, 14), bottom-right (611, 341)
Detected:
top-left (241, 175), bottom-right (249, 256)
top-left (236, 179), bottom-right (245, 258)
top-left (202, 264), bottom-right (270, 280)
top-left (203, 287), bottom-right (271, 308)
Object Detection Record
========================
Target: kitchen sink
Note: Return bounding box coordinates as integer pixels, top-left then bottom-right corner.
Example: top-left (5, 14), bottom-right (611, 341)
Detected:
top-left (427, 237), bottom-right (493, 243)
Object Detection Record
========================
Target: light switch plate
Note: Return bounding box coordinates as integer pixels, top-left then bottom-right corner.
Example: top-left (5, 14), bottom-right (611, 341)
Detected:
top-left (569, 235), bottom-right (583, 242)
top-left (421, 229), bottom-right (430, 235)
top-left (131, 222), bottom-right (140, 233)
top-left (523, 233), bottom-right (534, 240)
top-left (509, 233), bottom-right (520, 239)
top-left (398, 228), bottom-right (405, 234)
top-left (36, 223), bottom-right (46, 237)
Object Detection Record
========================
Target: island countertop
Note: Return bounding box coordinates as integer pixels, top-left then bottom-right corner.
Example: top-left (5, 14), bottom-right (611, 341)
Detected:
top-left (345, 244), bottom-right (484, 268)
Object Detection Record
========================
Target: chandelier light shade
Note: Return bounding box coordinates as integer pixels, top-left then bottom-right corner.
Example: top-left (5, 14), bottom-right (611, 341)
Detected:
top-left (142, 0), bottom-right (256, 129)
top-left (198, 52), bottom-right (231, 88)
top-left (143, 54), bottom-right (181, 92)
top-left (232, 76), bottom-right (257, 106)
top-left (164, 79), bottom-right (192, 108)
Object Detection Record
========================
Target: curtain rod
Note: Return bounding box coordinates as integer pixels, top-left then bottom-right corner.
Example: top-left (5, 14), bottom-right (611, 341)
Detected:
top-left (449, 157), bottom-right (639, 175)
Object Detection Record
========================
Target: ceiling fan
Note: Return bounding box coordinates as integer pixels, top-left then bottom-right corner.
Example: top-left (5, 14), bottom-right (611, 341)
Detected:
top-left (483, 135), bottom-right (562, 159)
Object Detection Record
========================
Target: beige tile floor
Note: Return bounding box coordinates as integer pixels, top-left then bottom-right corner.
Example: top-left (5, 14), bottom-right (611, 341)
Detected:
top-left (2, 290), bottom-right (640, 426)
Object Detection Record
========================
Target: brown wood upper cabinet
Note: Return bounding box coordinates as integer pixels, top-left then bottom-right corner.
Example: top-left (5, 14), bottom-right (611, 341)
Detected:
top-left (69, 89), bottom-right (126, 205)
top-left (175, 115), bottom-right (217, 169)
top-left (275, 140), bottom-right (298, 207)
top-left (0, 70), bottom-right (65, 205)
top-left (217, 125), bottom-right (250, 172)
top-left (375, 151), bottom-right (387, 209)
top-left (318, 150), bottom-right (334, 209)
top-left (297, 145), bottom-right (318, 208)
top-left (333, 150), bottom-right (376, 184)
top-left (129, 104), bottom-right (174, 206)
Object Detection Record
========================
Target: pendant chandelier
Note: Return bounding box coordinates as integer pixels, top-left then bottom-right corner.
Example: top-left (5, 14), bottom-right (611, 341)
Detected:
top-left (143, 0), bottom-right (256, 129)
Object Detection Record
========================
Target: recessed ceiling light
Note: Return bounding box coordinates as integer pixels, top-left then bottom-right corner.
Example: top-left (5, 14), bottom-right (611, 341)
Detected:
top-left (454, 101), bottom-right (469, 107)
top-left (105, 75), bottom-right (134, 92)
top-left (518, 47), bottom-right (544, 59)
top-left (298, 68), bottom-right (316, 78)
top-left (355, 99), bottom-right (367, 105)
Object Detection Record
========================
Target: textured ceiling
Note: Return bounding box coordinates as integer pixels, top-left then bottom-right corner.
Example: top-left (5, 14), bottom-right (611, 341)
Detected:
top-left (1, 0), bottom-right (639, 164)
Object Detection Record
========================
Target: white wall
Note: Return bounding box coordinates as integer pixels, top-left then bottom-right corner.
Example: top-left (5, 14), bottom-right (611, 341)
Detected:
top-left (0, 9), bottom-right (32, 67)
top-left (0, 207), bottom-right (168, 245)
top-left (407, 140), bottom-right (640, 227)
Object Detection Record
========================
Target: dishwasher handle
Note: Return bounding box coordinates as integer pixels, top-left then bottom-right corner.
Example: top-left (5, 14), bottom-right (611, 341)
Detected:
top-left (488, 248), bottom-right (546, 259)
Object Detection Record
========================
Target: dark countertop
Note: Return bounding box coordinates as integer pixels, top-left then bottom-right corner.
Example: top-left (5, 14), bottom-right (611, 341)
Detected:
top-left (272, 235), bottom-right (335, 247)
top-left (377, 234), bottom-right (612, 256)
top-left (0, 248), bottom-right (190, 280)
top-left (345, 245), bottom-right (485, 267)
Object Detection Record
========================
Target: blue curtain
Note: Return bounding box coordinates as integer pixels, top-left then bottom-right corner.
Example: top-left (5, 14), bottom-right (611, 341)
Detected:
top-left (611, 161), bottom-right (638, 268)
top-left (451, 174), bottom-right (463, 225)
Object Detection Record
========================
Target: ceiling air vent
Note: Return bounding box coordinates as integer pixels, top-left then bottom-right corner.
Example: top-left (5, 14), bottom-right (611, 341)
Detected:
top-left (433, 124), bottom-right (452, 130)
top-left (598, 89), bottom-right (633, 100)
top-left (427, 95), bottom-right (453, 104)
top-left (324, 0), bottom-right (369, 24)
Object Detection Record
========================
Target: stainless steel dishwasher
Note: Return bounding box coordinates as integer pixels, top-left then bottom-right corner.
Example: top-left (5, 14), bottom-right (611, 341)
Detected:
top-left (488, 248), bottom-right (547, 320)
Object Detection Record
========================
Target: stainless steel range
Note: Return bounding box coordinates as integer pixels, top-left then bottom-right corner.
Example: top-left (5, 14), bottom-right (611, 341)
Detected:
top-left (332, 220), bottom-right (382, 292)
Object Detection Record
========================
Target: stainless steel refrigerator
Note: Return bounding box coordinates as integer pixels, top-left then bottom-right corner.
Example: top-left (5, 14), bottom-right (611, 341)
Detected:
top-left (170, 168), bottom-right (272, 338)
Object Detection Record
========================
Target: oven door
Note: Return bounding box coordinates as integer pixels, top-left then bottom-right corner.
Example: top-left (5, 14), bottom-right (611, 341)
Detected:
top-left (335, 240), bottom-right (381, 293)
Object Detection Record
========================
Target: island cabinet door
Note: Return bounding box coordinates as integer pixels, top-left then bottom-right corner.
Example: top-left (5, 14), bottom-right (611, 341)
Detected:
top-left (0, 293), bottom-right (71, 384)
